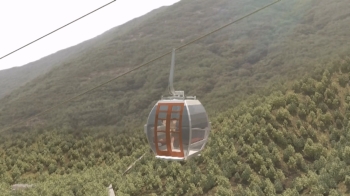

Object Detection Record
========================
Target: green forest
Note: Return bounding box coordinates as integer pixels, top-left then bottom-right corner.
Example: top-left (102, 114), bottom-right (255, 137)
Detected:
top-left (1, 0), bottom-right (350, 195)
top-left (1, 58), bottom-right (350, 195)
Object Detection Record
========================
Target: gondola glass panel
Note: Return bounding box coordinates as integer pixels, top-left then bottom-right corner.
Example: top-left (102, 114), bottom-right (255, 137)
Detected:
top-left (187, 101), bottom-right (209, 157)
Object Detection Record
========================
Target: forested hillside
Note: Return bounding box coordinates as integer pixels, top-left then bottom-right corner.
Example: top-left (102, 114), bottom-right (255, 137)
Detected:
top-left (1, 0), bottom-right (350, 195)
top-left (1, 57), bottom-right (350, 195)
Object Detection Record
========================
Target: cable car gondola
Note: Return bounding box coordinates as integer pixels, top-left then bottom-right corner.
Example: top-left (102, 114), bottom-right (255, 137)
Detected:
top-left (144, 49), bottom-right (211, 161)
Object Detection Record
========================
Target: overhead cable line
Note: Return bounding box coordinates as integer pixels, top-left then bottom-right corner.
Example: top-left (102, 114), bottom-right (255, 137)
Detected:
top-left (0, 0), bottom-right (281, 134)
top-left (122, 151), bottom-right (149, 176)
top-left (0, 0), bottom-right (116, 60)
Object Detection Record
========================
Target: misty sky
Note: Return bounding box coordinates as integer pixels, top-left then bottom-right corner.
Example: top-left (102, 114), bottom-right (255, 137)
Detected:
top-left (0, 0), bottom-right (180, 71)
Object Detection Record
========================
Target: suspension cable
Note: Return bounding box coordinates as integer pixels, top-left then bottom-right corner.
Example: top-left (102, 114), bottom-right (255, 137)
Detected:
top-left (122, 151), bottom-right (149, 176)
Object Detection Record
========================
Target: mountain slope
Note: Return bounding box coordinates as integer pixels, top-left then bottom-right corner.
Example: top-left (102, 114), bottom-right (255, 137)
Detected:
top-left (0, 33), bottom-right (101, 99)
top-left (1, 0), bottom-right (349, 133)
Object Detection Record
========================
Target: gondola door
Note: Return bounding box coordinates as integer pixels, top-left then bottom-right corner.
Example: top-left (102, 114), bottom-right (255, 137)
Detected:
top-left (154, 103), bottom-right (184, 157)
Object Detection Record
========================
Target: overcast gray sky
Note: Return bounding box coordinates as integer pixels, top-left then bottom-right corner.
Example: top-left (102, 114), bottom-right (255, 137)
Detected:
top-left (0, 0), bottom-right (180, 71)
